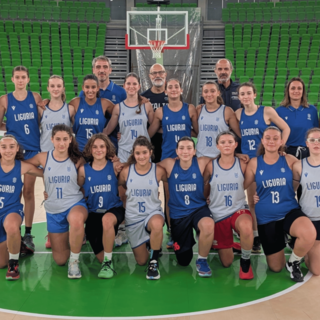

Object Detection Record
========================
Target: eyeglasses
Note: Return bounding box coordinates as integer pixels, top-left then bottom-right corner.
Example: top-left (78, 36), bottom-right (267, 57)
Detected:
top-left (149, 71), bottom-right (166, 76)
top-left (307, 138), bottom-right (320, 143)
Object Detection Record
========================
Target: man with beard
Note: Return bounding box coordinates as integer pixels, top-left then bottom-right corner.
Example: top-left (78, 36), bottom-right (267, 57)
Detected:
top-left (79, 56), bottom-right (126, 151)
top-left (141, 63), bottom-right (168, 163)
top-left (200, 59), bottom-right (241, 112)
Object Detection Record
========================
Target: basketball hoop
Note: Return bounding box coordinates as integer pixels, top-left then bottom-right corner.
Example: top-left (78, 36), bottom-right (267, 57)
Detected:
top-left (148, 40), bottom-right (166, 59)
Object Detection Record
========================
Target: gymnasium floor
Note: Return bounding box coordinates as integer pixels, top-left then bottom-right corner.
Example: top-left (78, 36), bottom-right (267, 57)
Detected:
top-left (0, 178), bottom-right (319, 320)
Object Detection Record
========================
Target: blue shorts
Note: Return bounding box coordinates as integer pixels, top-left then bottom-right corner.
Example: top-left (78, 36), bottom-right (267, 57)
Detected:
top-left (46, 199), bottom-right (88, 233)
top-left (23, 150), bottom-right (40, 160)
top-left (0, 205), bottom-right (24, 243)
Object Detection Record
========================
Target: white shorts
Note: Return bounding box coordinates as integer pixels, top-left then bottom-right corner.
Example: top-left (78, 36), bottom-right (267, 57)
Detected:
top-left (118, 148), bottom-right (130, 163)
top-left (125, 211), bottom-right (164, 249)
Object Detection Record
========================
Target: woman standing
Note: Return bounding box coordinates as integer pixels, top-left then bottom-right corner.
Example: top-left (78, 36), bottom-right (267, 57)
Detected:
top-left (235, 82), bottom-right (290, 253)
top-left (0, 135), bottom-right (43, 280)
top-left (71, 74), bottom-right (114, 152)
top-left (118, 136), bottom-right (165, 280)
top-left (25, 124), bottom-right (88, 279)
top-left (245, 126), bottom-right (316, 282)
top-left (197, 81), bottom-right (241, 158)
top-left (78, 134), bottom-right (125, 279)
top-left (0, 66), bottom-right (44, 253)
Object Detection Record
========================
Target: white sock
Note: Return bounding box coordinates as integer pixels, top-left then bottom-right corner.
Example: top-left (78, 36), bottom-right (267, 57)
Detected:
top-left (9, 253), bottom-right (19, 260)
top-left (104, 252), bottom-right (112, 260)
top-left (289, 251), bottom-right (303, 264)
top-left (70, 252), bottom-right (80, 261)
top-left (241, 248), bottom-right (251, 260)
top-left (253, 230), bottom-right (259, 238)
top-left (198, 254), bottom-right (207, 260)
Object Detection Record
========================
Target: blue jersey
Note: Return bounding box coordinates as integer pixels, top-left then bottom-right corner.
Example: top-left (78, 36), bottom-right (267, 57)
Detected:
top-left (0, 160), bottom-right (23, 215)
top-left (168, 157), bottom-right (206, 219)
top-left (73, 97), bottom-right (106, 152)
top-left (161, 103), bottom-right (192, 160)
top-left (6, 91), bottom-right (40, 151)
top-left (255, 155), bottom-right (299, 225)
top-left (79, 81), bottom-right (126, 150)
top-left (240, 106), bottom-right (268, 159)
top-left (276, 105), bottom-right (319, 147)
top-left (83, 161), bottom-right (122, 213)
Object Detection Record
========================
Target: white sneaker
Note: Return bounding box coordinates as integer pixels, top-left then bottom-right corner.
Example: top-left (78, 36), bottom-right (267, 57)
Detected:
top-left (114, 229), bottom-right (129, 248)
top-left (68, 259), bottom-right (81, 279)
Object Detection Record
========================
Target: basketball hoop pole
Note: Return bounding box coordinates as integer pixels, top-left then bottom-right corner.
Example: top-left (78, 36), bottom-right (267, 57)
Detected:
top-left (155, 5), bottom-right (163, 65)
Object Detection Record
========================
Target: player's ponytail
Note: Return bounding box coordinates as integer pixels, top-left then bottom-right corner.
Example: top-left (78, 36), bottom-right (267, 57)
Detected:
top-left (124, 73), bottom-right (143, 114)
top-left (127, 135), bottom-right (154, 165)
top-left (51, 124), bottom-right (82, 164)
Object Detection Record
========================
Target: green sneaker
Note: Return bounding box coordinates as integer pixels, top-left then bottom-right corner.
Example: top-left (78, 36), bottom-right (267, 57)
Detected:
top-left (98, 258), bottom-right (116, 279)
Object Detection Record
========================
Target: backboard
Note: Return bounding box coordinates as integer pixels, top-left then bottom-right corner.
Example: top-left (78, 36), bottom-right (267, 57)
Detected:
top-left (125, 10), bottom-right (190, 51)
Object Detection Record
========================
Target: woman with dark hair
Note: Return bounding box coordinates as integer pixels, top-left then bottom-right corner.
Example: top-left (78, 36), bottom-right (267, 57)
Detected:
top-left (0, 135), bottom-right (43, 280)
top-left (104, 73), bottom-right (154, 163)
top-left (70, 74), bottom-right (114, 152)
top-left (148, 79), bottom-right (199, 248)
top-left (245, 126), bottom-right (316, 282)
top-left (77, 133), bottom-right (125, 279)
top-left (203, 131), bottom-right (254, 280)
top-left (118, 136), bottom-right (166, 280)
top-left (158, 137), bottom-right (214, 277)
top-left (197, 81), bottom-right (241, 158)
top-left (235, 82), bottom-right (290, 253)
top-left (0, 66), bottom-right (45, 253)
top-left (276, 77), bottom-right (319, 198)
top-left (25, 124), bottom-right (88, 279)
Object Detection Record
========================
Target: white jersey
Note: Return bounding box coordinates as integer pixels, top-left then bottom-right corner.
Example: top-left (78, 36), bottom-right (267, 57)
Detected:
top-left (209, 157), bottom-right (246, 222)
top-left (125, 163), bottom-right (163, 225)
top-left (118, 101), bottom-right (149, 162)
top-left (196, 105), bottom-right (229, 158)
top-left (40, 103), bottom-right (71, 152)
top-left (299, 158), bottom-right (320, 221)
top-left (44, 151), bottom-right (83, 214)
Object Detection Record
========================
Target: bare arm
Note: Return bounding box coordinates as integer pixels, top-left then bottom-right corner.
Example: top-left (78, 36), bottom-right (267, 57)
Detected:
top-left (157, 158), bottom-right (176, 178)
top-left (68, 97), bottom-right (81, 111)
top-left (21, 162), bottom-right (43, 177)
top-left (77, 165), bottom-right (86, 187)
top-left (118, 166), bottom-right (129, 187)
top-left (156, 165), bottom-right (167, 183)
top-left (197, 156), bottom-right (212, 175)
top-left (203, 160), bottom-right (213, 199)
top-left (23, 152), bottom-right (47, 168)
top-left (148, 107), bottom-right (162, 138)
top-left (103, 104), bottom-right (120, 136)
top-left (113, 161), bottom-right (124, 176)
top-left (265, 107), bottom-right (290, 146)
top-left (145, 102), bottom-right (154, 125)
top-left (101, 98), bottom-right (115, 115)
top-left (292, 160), bottom-right (302, 192)
top-left (68, 104), bottom-right (76, 125)
top-left (244, 158), bottom-right (257, 190)
top-left (0, 95), bottom-right (8, 129)
top-left (225, 107), bottom-right (241, 138)
top-left (188, 104), bottom-right (198, 135)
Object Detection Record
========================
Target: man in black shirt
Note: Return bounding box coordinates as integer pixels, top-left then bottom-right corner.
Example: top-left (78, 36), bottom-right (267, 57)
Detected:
top-left (141, 63), bottom-right (168, 163)
top-left (200, 59), bottom-right (241, 112)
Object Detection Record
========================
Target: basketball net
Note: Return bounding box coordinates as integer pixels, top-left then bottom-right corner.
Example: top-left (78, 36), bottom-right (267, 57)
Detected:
top-left (148, 40), bottom-right (165, 59)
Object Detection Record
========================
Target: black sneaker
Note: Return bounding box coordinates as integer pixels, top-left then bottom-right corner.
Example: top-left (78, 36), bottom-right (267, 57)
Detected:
top-left (252, 236), bottom-right (261, 253)
top-left (286, 261), bottom-right (304, 282)
top-left (22, 234), bottom-right (35, 253)
top-left (146, 259), bottom-right (160, 280)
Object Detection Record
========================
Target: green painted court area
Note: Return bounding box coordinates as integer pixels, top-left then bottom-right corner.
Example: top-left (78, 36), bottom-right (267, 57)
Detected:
top-left (0, 223), bottom-right (307, 318)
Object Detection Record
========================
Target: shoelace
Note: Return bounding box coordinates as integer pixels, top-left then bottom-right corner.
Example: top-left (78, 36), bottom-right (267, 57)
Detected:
top-left (8, 263), bottom-right (18, 272)
top-left (292, 261), bottom-right (302, 276)
top-left (102, 260), bottom-right (117, 275)
top-left (145, 261), bottom-right (158, 273)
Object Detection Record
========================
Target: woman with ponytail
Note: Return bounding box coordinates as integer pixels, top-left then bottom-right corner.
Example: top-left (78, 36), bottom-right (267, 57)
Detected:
top-left (25, 124), bottom-right (88, 279)
top-left (196, 81), bottom-right (241, 158)
top-left (103, 73), bottom-right (154, 163)
top-left (70, 74), bottom-right (114, 152)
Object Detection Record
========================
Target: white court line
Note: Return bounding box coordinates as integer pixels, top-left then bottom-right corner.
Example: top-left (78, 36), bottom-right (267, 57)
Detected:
top-left (0, 272), bottom-right (313, 320)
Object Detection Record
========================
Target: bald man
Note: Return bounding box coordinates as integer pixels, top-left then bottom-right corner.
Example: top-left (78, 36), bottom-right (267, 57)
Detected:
top-left (200, 59), bottom-right (241, 112)
top-left (141, 63), bottom-right (168, 163)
